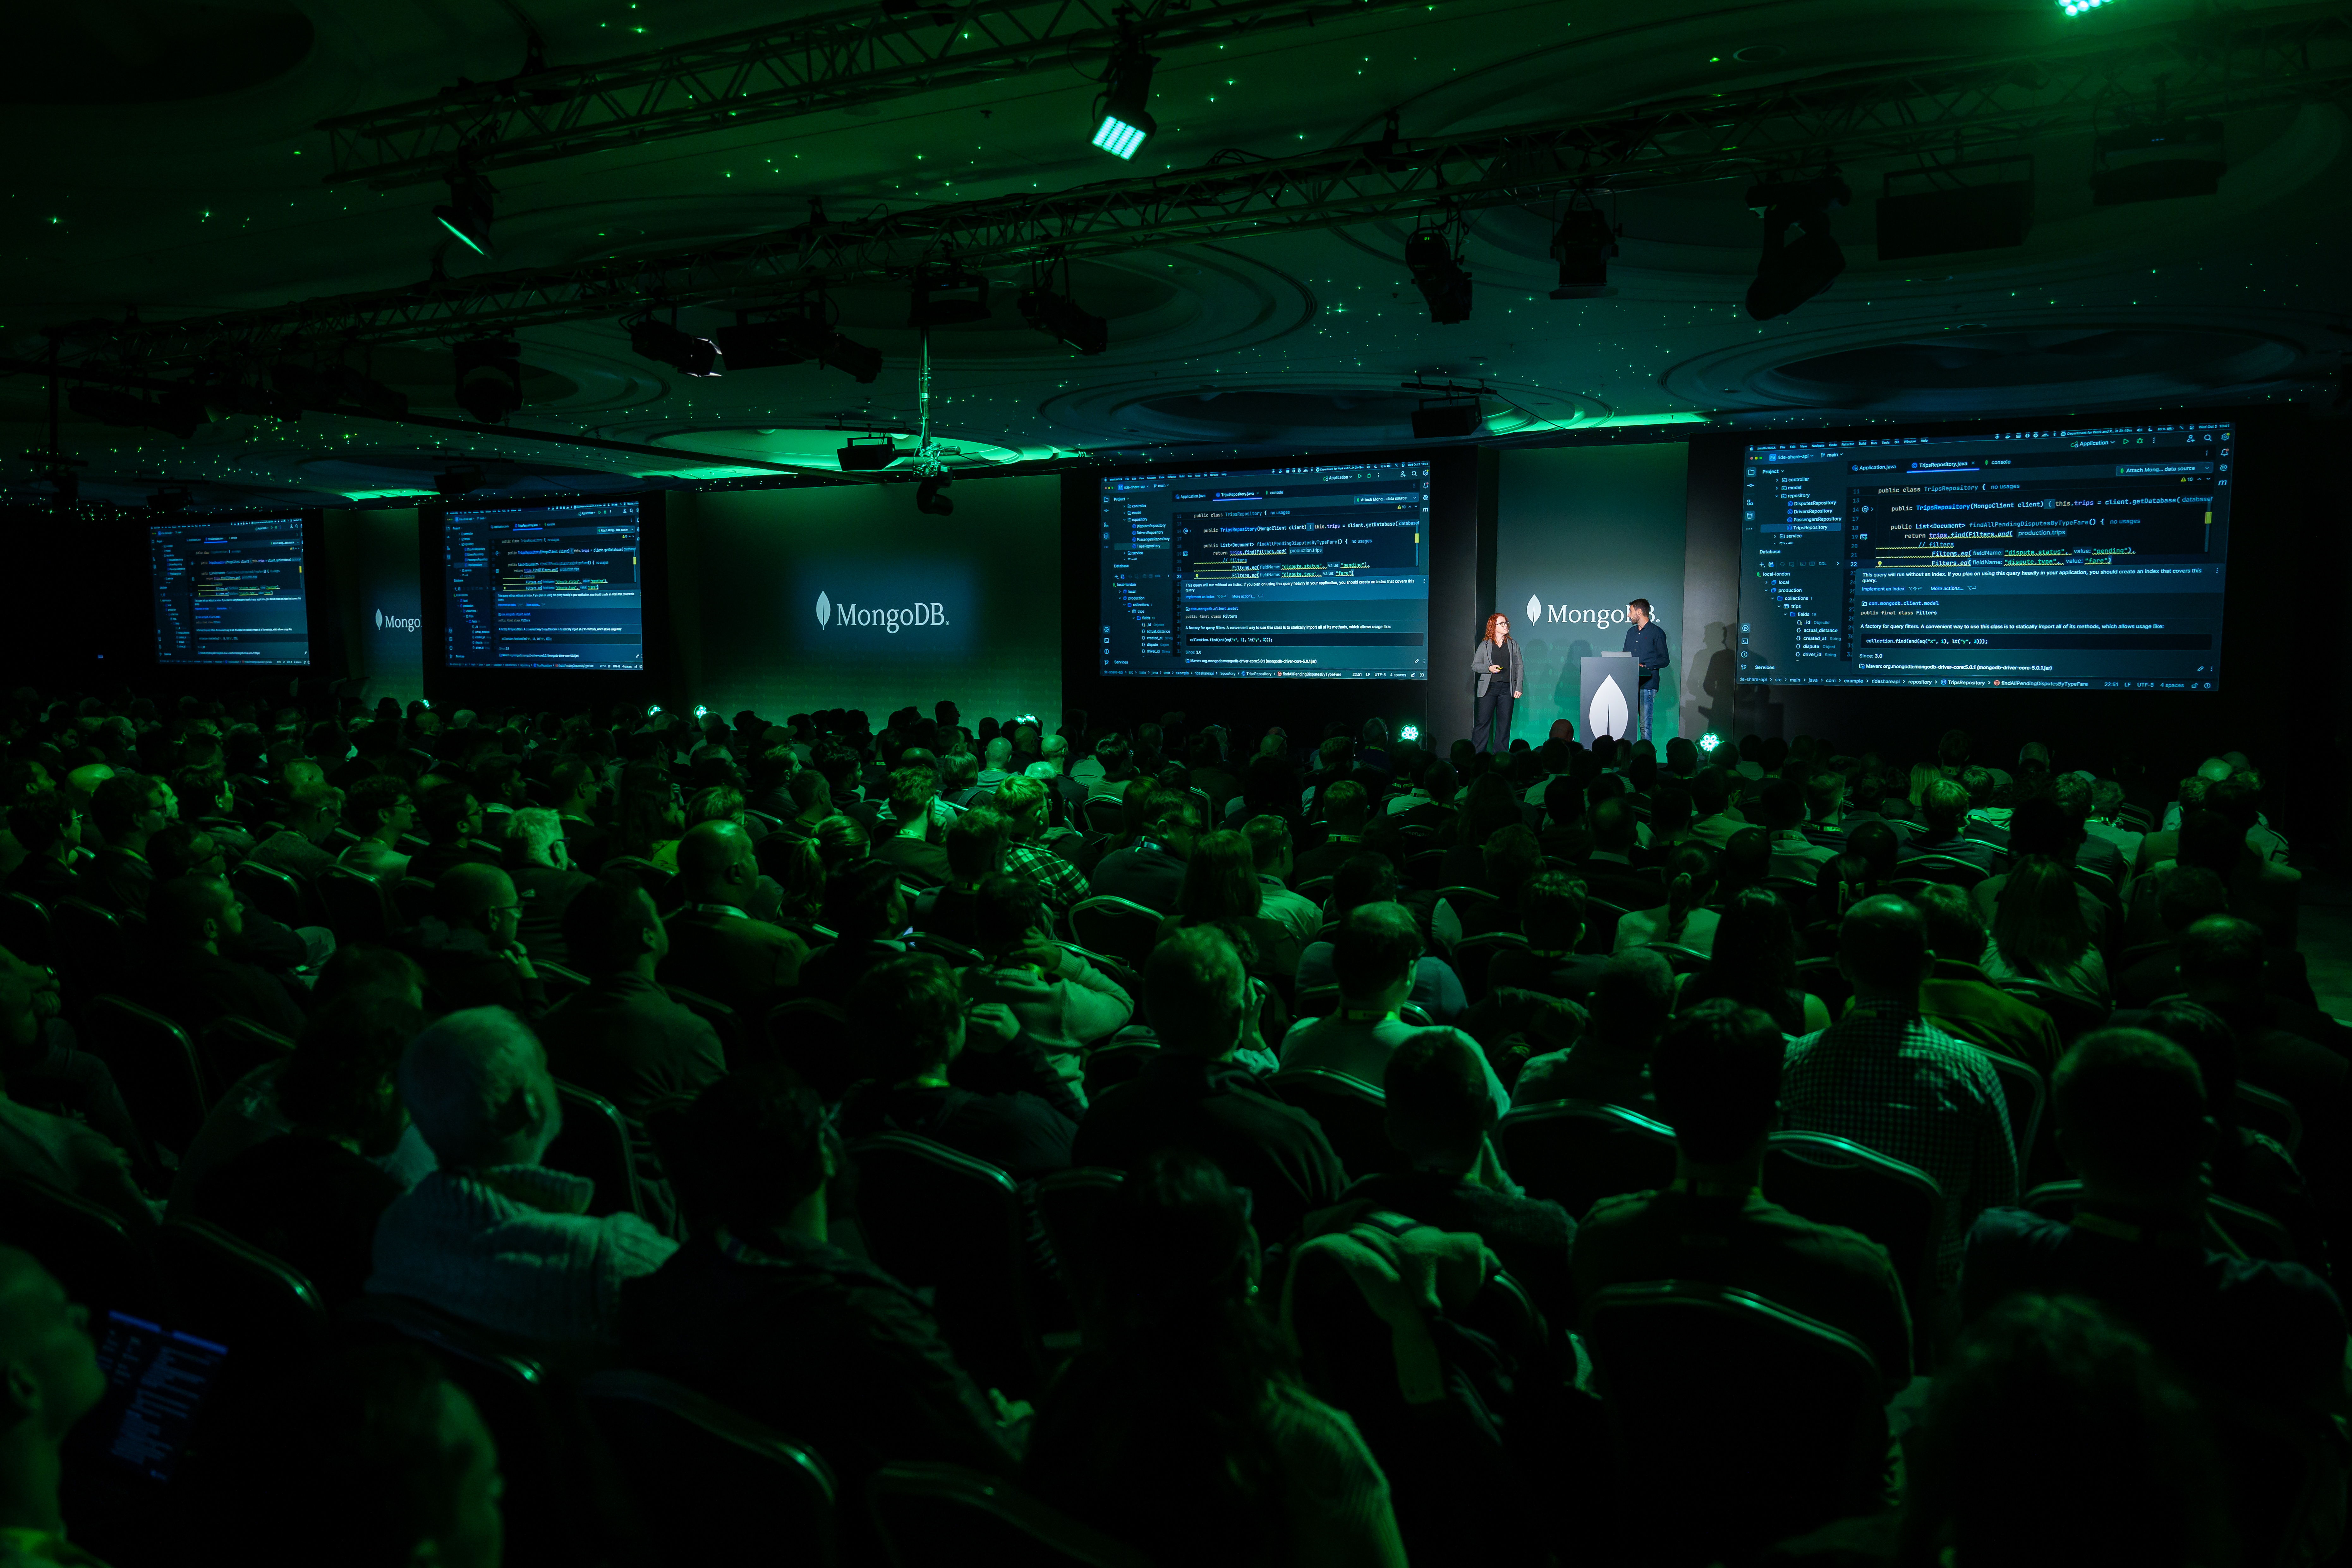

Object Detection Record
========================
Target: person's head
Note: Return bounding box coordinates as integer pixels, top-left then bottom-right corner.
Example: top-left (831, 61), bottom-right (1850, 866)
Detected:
top-left (1689, 767), bottom-right (1729, 819)
top-left (2135, 1001), bottom-right (2239, 1119)
top-left (1481, 824), bottom-right (1543, 901)
top-left (1420, 757), bottom-right (1458, 804)
top-left (1626, 596), bottom-right (1651, 628)
top-left (1908, 882), bottom-right (1987, 966)
top-left (856, 954), bottom-right (968, 1085)
top-left (2176, 809), bottom-right (2245, 878)
top-left (944, 809), bottom-right (1010, 886)
top-left (1707, 889), bottom-right (1801, 997)
top-left (676, 819), bottom-right (760, 905)
top-left (2155, 865), bottom-right (2229, 934)
top-left (503, 805), bottom-right (566, 872)
top-left (347, 777), bottom-right (416, 844)
top-left (984, 775), bottom-right (1047, 844)
top-left (1802, 770), bottom-right (1846, 825)
top-left (1756, 778), bottom-right (1804, 834)
top-left (313, 943), bottom-right (428, 1012)
top-left (416, 784), bottom-right (482, 847)
top-left (287, 781), bottom-right (345, 845)
top-left (1718, 827), bottom-right (1770, 897)
top-left (398, 1007), bottom-right (561, 1169)
top-left (1921, 777), bottom-right (1969, 838)
top-left (2177, 914), bottom-right (2263, 1010)
top-left (432, 863), bottom-right (523, 951)
top-left (1542, 774), bottom-right (1587, 828)
top-left (1902, 1294), bottom-right (2225, 1568)
top-left (971, 872), bottom-right (1049, 955)
top-left (1518, 870), bottom-right (1587, 952)
top-left (1651, 1000), bottom-right (1786, 1166)
top-left (1318, 780), bottom-right (1370, 836)
top-left (888, 765), bottom-right (940, 835)
top-left (1143, 927), bottom-right (1250, 1059)
top-left (0, 1244), bottom-right (107, 1477)
top-left (2052, 1028), bottom-right (2211, 1193)
top-left (1148, 794), bottom-right (1206, 858)
top-left (1176, 830), bottom-right (1262, 923)
top-left (1331, 902), bottom-right (1421, 1008)
top-left (5, 793), bottom-right (76, 861)
top-left (822, 859), bottom-right (905, 942)
top-left (1989, 857), bottom-right (2090, 974)
top-left (1590, 947), bottom-right (1674, 1052)
top-left (678, 1066), bottom-right (830, 1238)
top-left (1240, 814), bottom-right (1292, 881)
top-left (1328, 851), bottom-right (1399, 919)
top-left (810, 812), bottom-right (869, 875)
top-left (91, 773), bottom-right (172, 847)
top-left (279, 990), bottom-right (424, 1155)
top-left (786, 769), bottom-right (831, 820)
top-left (2209, 770), bottom-right (2266, 832)
top-left (1483, 611), bottom-right (1510, 643)
top-left (151, 873), bottom-right (242, 953)
top-left (1838, 893), bottom-right (1932, 1002)
top-left (2004, 796), bottom-right (2076, 862)
top-left (1588, 796), bottom-right (1636, 855)
top-left (1384, 1029), bottom-right (1497, 1172)
top-left (561, 871), bottom-right (668, 977)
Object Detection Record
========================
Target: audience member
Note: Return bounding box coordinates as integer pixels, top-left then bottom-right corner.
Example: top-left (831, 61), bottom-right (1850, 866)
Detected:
top-left (500, 805), bottom-right (593, 970)
top-left (248, 781), bottom-right (345, 882)
top-left (1484, 870), bottom-right (1608, 1000)
top-left (0, 1248), bottom-right (110, 1562)
top-left (1612, 843), bottom-right (1722, 956)
top-left (4, 795), bottom-right (80, 903)
top-left (1283, 903), bottom-right (1507, 1118)
top-left (83, 773), bottom-right (172, 914)
top-left (141, 873), bottom-right (306, 1037)
top-left (992, 775), bottom-right (1089, 913)
top-left (340, 777), bottom-right (417, 881)
top-left (0, 966), bottom-right (151, 1227)
top-left (1676, 890), bottom-right (1829, 1035)
top-left (408, 785), bottom-right (497, 884)
top-left (962, 875), bottom-right (1133, 1094)
top-left (663, 819), bottom-right (808, 1015)
top-left (1091, 795), bottom-right (1201, 914)
top-left (1910, 883), bottom-right (2062, 1072)
top-left (875, 765), bottom-right (952, 885)
top-left (1513, 947), bottom-right (1673, 1110)
top-left (1243, 814), bottom-right (1322, 945)
top-left (411, 862), bottom-right (543, 1019)
top-left (370, 1007), bottom-right (676, 1342)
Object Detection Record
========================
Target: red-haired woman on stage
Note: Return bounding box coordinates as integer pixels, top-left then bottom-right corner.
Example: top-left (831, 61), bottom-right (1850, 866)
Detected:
top-left (1470, 611), bottom-right (1522, 753)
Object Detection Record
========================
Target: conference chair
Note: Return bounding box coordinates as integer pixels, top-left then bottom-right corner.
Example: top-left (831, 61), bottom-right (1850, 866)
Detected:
top-left (908, 931), bottom-right (986, 968)
top-left (1991, 976), bottom-right (2110, 1042)
top-left (1648, 943), bottom-right (1715, 978)
top-left (1902, 855), bottom-right (1989, 891)
top-left (1056, 941), bottom-right (1142, 1003)
top-left (0, 890), bottom-right (55, 966)
top-left (868, 1463), bottom-right (1154, 1568)
top-left (1081, 1034), bottom-right (1158, 1100)
top-left (1448, 930), bottom-right (1528, 1002)
top-left (1793, 955), bottom-right (1852, 1019)
top-left (228, 859), bottom-right (306, 928)
top-left (1035, 1166), bottom-right (1126, 1321)
top-left (53, 898), bottom-right (141, 1008)
top-left (1267, 1068), bottom-right (1408, 1182)
top-left (340, 1294), bottom-right (635, 1568)
top-left (392, 876), bottom-right (438, 927)
top-left (82, 995), bottom-right (212, 1162)
top-left (154, 1216), bottom-right (329, 1393)
top-left (1497, 1099), bottom-right (1677, 1219)
top-left (544, 1081), bottom-right (648, 1223)
top-left (1294, 875), bottom-right (1335, 907)
top-left (1763, 1133), bottom-right (1941, 1323)
top-left (1403, 849), bottom-right (1448, 890)
top-left (1982, 1051), bottom-right (2046, 1166)
top-left (767, 997), bottom-right (863, 1100)
top-left (663, 983), bottom-right (755, 1070)
top-left (582, 1369), bottom-right (840, 1568)
top-left (1068, 896), bottom-right (1161, 968)
top-left (315, 864), bottom-right (398, 945)
top-left (0, 1176), bottom-right (170, 1324)
top-left (1579, 898), bottom-right (1627, 954)
top-left (1082, 796), bottom-right (1127, 835)
top-left (194, 1015), bottom-right (294, 1104)
top-left (1582, 1282), bottom-right (1885, 1567)
top-left (534, 960), bottom-right (589, 1008)
top-left (2234, 1081), bottom-right (2302, 1156)
top-left (2024, 1180), bottom-right (2298, 1264)
top-left (849, 1131), bottom-right (1043, 1396)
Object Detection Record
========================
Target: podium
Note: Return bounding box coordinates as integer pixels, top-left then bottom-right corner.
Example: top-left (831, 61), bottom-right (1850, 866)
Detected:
top-left (1580, 652), bottom-right (1638, 742)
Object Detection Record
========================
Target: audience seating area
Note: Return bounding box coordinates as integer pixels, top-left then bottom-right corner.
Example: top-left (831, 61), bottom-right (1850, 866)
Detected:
top-left (0, 694), bottom-right (2339, 1568)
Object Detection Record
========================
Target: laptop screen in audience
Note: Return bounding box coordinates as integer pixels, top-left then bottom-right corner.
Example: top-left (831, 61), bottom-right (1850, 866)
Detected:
top-left (68, 1311), bottom-right (229, 1483)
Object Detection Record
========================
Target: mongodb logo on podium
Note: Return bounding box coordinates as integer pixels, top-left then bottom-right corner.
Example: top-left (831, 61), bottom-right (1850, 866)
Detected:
top-left (1589, 675), bottom-right (1630, 740)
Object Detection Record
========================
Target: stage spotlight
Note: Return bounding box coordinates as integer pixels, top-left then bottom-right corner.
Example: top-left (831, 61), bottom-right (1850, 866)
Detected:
top-left (1092, 35), bottom-right (1158, 160)
top-left (2057, 0), bottom-right (2114, 13)
top-left (1743, 173), bottom-right (1849, 321)
top-left (630, 318), bottom-right (722, 378)
top-left (433, 465), bottom-right (488, 496)
top-left (915, 475), bottom-right (954, 515)
top-left (1549, 204), bottom-right (1619, 299)
top-left (1404, 227), bottom-right (1473, 324)
top-left (68, 384), bottom-right (208, 440)
top-left (453, 337), bottom-right (524, 424)
top-left (432, 168), bottom-right (496, 255)
top-left (837, 436), bottom-right (900, 471)
top-left (1018, 286), bottom-right (1109, 355)
top-left (1397, 723), bottom-right (1421, 742)
top-left (1698, 731), bottom-right (1723, 754)
top-left (908, 271), bottom-right (991, 329)
top-left (1410, 400), bottom-right (1483, 439)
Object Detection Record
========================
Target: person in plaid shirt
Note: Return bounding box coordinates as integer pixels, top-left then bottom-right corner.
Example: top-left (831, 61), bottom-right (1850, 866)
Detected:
top-left (993, 775), bottom-right (1088, 912)
top-left (1782, 895), bottom-right (2018, 1332)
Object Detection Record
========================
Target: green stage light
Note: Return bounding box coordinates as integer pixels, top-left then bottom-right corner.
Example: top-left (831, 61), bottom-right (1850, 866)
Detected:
top-left (1698, 732), bottom-right (1723, 753)
top-left (1092, 34), bottom-right (1157, 160)
top-left (1398, 723), bottom-right (1421, 742)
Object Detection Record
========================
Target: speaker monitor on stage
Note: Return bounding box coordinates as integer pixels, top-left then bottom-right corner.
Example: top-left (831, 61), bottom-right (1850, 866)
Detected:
top-left (1580, 652), bottom-right (1637, 741)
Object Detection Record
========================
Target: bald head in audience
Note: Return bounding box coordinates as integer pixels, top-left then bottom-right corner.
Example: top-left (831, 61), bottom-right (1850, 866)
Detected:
top-left (678, 819), bottom-right (760, 909)
top-left (399, 1007), bottom-right (561, 1170)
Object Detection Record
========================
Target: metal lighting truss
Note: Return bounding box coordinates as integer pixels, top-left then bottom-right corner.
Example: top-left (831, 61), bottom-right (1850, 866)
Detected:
top-left (319, 0), bottom-right (1440, 188)
top-left (68, 4), bottom-right (2352, 370)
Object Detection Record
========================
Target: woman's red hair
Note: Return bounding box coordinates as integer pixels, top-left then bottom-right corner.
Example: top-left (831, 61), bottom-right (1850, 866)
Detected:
top-left (1482, 612), bottom-right (1510, 642)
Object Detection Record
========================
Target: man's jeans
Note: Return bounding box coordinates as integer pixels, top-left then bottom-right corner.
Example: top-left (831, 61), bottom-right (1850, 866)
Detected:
top-left (1636, 685), bottom-right (1656, 742)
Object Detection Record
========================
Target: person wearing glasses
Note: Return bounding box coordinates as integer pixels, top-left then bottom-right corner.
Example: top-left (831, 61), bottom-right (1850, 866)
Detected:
top-left (341, 777), bottom-right (418, 883)
top-left (1470, 611), bottom-right (1523, 754)
top-left (413, 862), bottom-right (546, 1020)
top-left (3, 794), bottom-right (82, 904)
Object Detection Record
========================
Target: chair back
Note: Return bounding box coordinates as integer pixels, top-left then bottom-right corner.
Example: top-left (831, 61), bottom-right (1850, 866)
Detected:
top-left (1582, 1281), bottom-right (1885, 1565)
top-left (581, 1369), bottom-right (839, 1568)
top-left (1643, 943), bottom-right (1714, 978)
top-left (1067, 897), bottom-right (1162, 968)
top-left (82, 995), bottom-right (212, 1161)
top-left (393, 877), bottom-right (438, 926)
top-left (849, 1132), bottom-right (1041, 1395)
top-left (536, 960), bottom-right (590, 1008)
top-left (1992, 976), bottom-right (2109, 1042)
top-left (1080, 1036), bottom-right (1157, 1101)
top-left (1266, 1068), bottom-right (1407, 1182)
top-left (0, 891), bottom-right (54, 966)
top-left (2234, 1081), bottom-right (2302, 1156)
top-left (1403, 849), bottom-right (1448, 891)
top-left (767, 997), bottom-right (863, 1100)
top-left (908, 931), bottom-right (986, 968)
top-left (1294, 875), bottom-right (1334, 906)
top-left (315, 864), bottom-right (396, 944)
top-left (868, 1462), bottom-right (1155, 1568)
top-left (228, 860), bottom-right (306, 927)
top-left (337, 1294), bottom-right (598, 1568)
top-left (544, 1081), bottom-right (646, 1222)
top-left (1982, 1051), bottom-right (2046, 1164)
top-left (1904, 855), bottom-right (1987, 890)
top-left (1082, 796), bottom-right (1128, 835)
top-left (0, 1177), bottom-right (169, 1322)
top-left (2023, 1180), bottom-right (2299, 1264)
top-left (53, 898), bottom-right (141, 1006)
top-left (662, 984), bottom-right (755, 1071)
top-left (1033, 1167), bottom-right (1126, 1321)
top-left (1794, 955), bottom-right (1850, 1016)
top-left (194, 1016), bottom-right (295, 1101)
top-left (1497, 1099), bottom-right (1677, 1219)
top-left (1763, 1133), bottom-right (1941, 1316)
top-left (153, 1217), bottom-right (329, 1390)
top-left (1448, 931), bottom-right (1527, 1002)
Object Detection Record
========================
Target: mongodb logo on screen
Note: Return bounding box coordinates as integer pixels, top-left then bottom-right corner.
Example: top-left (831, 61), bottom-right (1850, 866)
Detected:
top-left (1525, 594), bottom-right (1627, 628)
top-left (814, 590), bottom-right (949, 634)
top-left (375, 608), bottom-right (421, 633)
